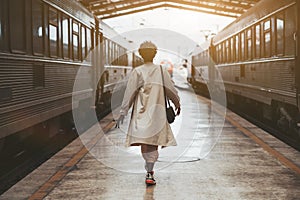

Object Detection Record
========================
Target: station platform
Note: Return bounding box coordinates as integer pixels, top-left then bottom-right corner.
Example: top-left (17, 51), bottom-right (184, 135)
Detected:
top-left (1, 77), bottom-right (300, 200)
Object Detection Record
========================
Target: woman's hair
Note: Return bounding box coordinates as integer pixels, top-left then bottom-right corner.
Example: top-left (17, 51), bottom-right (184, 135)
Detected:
top-left (138, 41), bottom-right (157, 62)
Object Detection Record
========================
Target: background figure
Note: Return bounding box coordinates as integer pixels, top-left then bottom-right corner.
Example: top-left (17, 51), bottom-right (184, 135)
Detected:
top-left (160, 59), bottom-right (174, 78)
top-left (117, 41), bottom-right (181, 186)
top-left (182, 59), bottom-right (188, 69)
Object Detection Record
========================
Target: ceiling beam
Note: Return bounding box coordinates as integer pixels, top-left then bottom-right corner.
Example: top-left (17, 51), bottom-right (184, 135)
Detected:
top-left (91, 0), bottom-right (153, 12)
top-left (93, 0), bottom-right (245, 16)
top-left (100, 3), bottom-right (240, 19)
top-left (88, 0), bottom-right (257, 12)
top-left (93, 1), bottom-right (159, 15)
top-left (78, 0), bottom-right (261, 19)
top-left (167, 0), bottom-right (248, 13)
top-left (178, 0), bottom-right (251, 10)
top-left (83, 0), bottom-right (106, 4)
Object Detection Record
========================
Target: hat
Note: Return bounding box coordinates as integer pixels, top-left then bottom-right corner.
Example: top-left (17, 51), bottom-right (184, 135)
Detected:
top-left (139, 41), bottom-right (157, 50)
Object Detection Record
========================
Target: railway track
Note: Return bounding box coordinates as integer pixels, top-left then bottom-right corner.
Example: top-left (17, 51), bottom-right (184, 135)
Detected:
top-left (0, 124), bottom-right (77, 195)
top-left (229, 105), bottom-right (300, 152)
top-left (0, 106), bottom-right (112, 195)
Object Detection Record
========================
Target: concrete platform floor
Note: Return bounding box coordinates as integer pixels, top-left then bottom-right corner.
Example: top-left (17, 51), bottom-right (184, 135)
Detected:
top-left (1, 79), bottom-right (300, 199)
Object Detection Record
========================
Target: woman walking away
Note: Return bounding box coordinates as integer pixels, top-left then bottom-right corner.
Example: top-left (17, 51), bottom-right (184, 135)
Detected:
top-left (116, 41), bottom-right (181, 186)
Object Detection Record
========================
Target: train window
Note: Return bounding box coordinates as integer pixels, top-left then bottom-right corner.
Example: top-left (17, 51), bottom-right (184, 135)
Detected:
top-left (276, 14), bottom-right (284, 56)
top-left (73, 21), bottom-right (79, 60)
top-left (115, 45), bottom-right (119, 65)
top-left (33, 64), bottom-right (45, 89)
top-left (81, 26), bottom-right (86, 60)
top-left (103, 38), bottom-right (106, 63)
top-left (235, 35), bottom-right (239, 61)
top-left (240, 32), bottom-right (245, 61)
top-left (219, 44), bottom-right (223, 63)
top-left (73, 22), bottom-right (79, 32)
top-left (0, 8), bottom-right (2, 40)
top-left (112, 43), bottom-right (115, 64)
top-left (217, 44), bottom-right (222, 64)
top-left (255, 24), bottom-right (261, 58)
top-left (230, 37), bottom-right (234, 63)
top-left (226, 40), bottom-right (230, 63)
top-left (246, 29), bottom-right (252, 60)
top-left (263, 20), bottom-right (271, 57)
top-left (86, 28), bottom-right (91, 53)
top-left (9, 0), bottom-right (26, 53)
top-left (0, 1), bottom-right (8, 52)
top-left (62, 15), bottom-right (69, 59)
top-left (214, 45), bottom-right (218, 63)
top-left (264, 32), bottom-right (271, 57)
top-left (32, 0), bottom-right (44, 56)
top-left (0, 20), bottom-right (2, 45)
top-left (222, 42), bottom-right (225, 63)
top-left (113, 44), bottom-right (116, 64)
top-left (264, 21), bottom-right (271, 30)
top-left (120, 48), bottom-right (124, 65)
top-left (111, 45), bottom-right (115, 65)
top-left (108, 41), bottom-right (111, 64)
top-left (49, 8), bottom-right (58, 57)
top-left (221, 42), bottom-right (224, 63)
top-left (221, 43), bottom-right (224, 63)
top-left (105, 39), bottom-right (109, 64)
top-left (0, 17), bottom-right (2, 44)
top-left (110, 42), bottom-right (114, 64)
top-left (215, 45), bottom-right (218, 63)
top-left (285, 6), bottom-right (296, 56)
top-left (115, 43), bottom-right (118, 64)
top-left (108, 40), bottom-right (111, 64)
top-left (121, 48), bottom-right (125, 65)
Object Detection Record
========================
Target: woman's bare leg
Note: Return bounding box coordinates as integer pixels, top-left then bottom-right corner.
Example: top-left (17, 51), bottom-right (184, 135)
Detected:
top-left (141, 144), bottom-right (158, 172)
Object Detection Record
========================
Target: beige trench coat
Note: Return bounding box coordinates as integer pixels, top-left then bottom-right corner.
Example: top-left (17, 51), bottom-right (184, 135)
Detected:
top-left (120, 63), bottom-right (180, 147)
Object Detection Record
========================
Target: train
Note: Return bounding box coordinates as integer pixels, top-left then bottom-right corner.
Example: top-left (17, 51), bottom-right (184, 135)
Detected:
top-left (189, 0), bottom-right (300, 145)
top-left (0, 0), bottom-right (142, 149)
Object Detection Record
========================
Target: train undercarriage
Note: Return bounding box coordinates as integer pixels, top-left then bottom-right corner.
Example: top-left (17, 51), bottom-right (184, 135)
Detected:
top-left (190, 79), bottom-right (300, 150)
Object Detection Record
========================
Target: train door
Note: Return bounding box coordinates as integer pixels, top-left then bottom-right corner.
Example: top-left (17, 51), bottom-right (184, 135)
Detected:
top-left (208, 41), bottom-right (226, 103)
top-left (296, 0), bottom-right (300, 110)
top-left (208, 43), bottom-right (216, 91)
top-left (94, 18), bottom-right (102, 105)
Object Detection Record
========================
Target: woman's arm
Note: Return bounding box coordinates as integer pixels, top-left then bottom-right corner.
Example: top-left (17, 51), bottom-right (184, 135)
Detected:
top-left (120, 69), bottom-right (142, 116)
top-left (162, 68), bottom-right (180, 110)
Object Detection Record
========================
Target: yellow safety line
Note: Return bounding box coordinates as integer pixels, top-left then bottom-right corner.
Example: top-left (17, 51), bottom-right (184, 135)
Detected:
top-left (29, 121), bottom-right (116, 200)
top-left (197, 96), bottom-right (300, 175)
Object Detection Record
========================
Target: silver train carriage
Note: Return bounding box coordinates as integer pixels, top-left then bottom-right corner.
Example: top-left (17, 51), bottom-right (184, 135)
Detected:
top-left (0, 0), bottom-right (136, 143)
top-left (190, 0), bottom-right (300, 138)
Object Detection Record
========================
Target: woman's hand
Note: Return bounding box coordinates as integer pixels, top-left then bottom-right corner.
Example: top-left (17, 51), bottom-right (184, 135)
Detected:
top-left (176, 107), bottom-right (181, 116)
top-left (115, 115), bottom-right (125, 128)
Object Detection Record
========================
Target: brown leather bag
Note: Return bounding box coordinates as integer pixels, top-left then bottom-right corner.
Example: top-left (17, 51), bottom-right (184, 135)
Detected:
top-left (160, 66), bottom-right (175, 124)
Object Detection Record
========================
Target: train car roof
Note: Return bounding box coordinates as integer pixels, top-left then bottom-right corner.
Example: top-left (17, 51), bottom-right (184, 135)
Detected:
top-left (45, 0), bottom-right (95, 27)
top-left (101, 21), bottom-right (135, 50)
top-left (212, 0), bottom-right (296, 45)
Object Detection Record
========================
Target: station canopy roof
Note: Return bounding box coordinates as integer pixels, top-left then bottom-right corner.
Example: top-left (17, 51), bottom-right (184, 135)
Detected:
top-left (78, 0), bottom-right (261, 19)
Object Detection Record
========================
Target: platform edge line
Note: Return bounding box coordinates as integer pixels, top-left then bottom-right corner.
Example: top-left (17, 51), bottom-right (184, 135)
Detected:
top-left (28, 120), bottom-right (115, 200)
